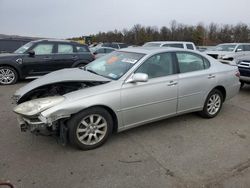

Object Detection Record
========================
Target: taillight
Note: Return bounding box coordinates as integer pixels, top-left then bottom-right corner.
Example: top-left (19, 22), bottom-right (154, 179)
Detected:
top-left (235, 71), bottom-right (240, 78)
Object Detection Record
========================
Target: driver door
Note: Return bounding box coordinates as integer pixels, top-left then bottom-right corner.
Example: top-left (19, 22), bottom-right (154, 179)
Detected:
top-left (120, 52), bottom-right (178, 128)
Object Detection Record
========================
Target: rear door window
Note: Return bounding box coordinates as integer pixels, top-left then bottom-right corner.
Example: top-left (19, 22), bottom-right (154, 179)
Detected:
top-left (186, 44), bottom-right (194, 50)
top-left (176, 52), bottom-right (208, 73)
top-left (58, 44), bottom-right (73, 53)
top-left (243, 45), bottom-right (250, 51)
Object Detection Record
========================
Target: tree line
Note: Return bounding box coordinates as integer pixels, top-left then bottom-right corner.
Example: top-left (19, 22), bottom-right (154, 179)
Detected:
top-left (72, 21), bottom-right (250, 46)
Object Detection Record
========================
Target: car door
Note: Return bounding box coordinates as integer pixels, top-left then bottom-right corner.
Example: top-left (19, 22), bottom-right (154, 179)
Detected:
top-left (21, 42), bottom-right (56, 76)
top-left (121, 52), bottom-right (178, 128)
top-left (94, 48), bottom-right (105, 58)
top-left (52, 43), bottom-right (77, 70)
top-left (175, 52), bottom-right (213, 113)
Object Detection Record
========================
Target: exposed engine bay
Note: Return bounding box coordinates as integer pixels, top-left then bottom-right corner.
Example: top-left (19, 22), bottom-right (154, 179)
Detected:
top-left (17, 81), bottom-right (108, 104)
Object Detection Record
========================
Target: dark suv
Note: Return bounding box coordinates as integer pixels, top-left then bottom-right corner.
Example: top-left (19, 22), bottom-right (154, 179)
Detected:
top-left (0, 39), bottom-right (95, 85)
top-left (236, 54), bottom-right (250, 87)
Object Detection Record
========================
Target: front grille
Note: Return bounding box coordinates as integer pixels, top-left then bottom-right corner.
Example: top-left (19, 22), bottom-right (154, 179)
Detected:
top-left (238, 61), bottom-right (250, 68)
top-left (23, 116), bottom-right (44, 125)
top-left (207, 54), bottom-right (218, 59)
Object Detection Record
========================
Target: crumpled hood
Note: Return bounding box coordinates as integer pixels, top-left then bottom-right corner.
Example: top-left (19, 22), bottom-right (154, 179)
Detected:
top-left (15, 68), bottom-right (111, 97)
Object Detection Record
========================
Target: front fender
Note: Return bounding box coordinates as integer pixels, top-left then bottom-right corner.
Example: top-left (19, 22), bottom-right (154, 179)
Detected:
top-left (40, 87), bottom-right (122, 127)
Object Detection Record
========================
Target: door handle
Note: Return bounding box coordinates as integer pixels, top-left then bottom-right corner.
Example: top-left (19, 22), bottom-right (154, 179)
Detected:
top-left (72, 56), bottom-right (79, 60)
top-left (167, 80), bottom-right (178, 86)
top-left (208, 74), bottom-right (216, 79)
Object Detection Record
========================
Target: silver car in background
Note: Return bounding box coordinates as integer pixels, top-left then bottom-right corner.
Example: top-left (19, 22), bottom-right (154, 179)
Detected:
top-left (13, 47), bottom-right (240, 150)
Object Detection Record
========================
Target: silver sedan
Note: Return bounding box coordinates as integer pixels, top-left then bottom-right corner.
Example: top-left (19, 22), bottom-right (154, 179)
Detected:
top-left (13, 47), bottom-right (240, 150)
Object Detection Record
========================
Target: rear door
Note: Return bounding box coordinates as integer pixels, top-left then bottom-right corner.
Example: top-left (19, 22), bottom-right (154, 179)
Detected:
top-left (21, 42), bottom-right (56, 76)
top-left (175, 52), bottom-right (213, 113)
top-left (52, 43), bottom-right (77, 70)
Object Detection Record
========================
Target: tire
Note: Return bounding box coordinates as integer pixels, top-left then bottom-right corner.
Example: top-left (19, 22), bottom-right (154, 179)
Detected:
top-left (240, 81), bottom-right (244, 89)
top-left (0, 66), bottom-right (18, 85)
top-left (199, 89), bottom-right (223, 118)
top-left (68, 107), bottom-right (113, 150)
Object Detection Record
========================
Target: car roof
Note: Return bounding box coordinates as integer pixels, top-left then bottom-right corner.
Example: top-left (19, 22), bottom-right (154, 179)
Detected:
top-left (118, 47), bottom-right (195, 55)
top-left (218, 43), bottom-right (250, 45)
top-left (145, 41), bottom-right (194, 44)
top-left (33, 39), bottom-right (86, 45)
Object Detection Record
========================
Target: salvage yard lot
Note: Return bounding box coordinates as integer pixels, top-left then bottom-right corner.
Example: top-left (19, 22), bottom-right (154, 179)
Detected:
top-left (0, 82), bottom-right (250, 188)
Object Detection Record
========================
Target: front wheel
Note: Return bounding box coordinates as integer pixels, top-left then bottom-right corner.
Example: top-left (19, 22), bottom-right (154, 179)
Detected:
top-left (240, 81), bottom-right (244, 89)
top-left (199, 89), bottom-right (223, 118)
top-left (68, 107), bottom-right (113, 150)
top-left (0, 66), bottom-right (18, 85)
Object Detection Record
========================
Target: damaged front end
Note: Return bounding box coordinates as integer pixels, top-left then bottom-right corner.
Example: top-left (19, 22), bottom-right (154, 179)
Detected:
top-left (13, 80), bottom-right (109, 143)
top-left (15, 81), bottom-right (106, 104)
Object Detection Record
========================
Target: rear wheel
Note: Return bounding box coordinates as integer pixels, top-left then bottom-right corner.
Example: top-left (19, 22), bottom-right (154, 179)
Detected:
top-left (68, 107), bottom-right (113, 150)
top-left (199, 89), bottom-right (223, 118)
top-left (0, 66), bottom-right (18, 85)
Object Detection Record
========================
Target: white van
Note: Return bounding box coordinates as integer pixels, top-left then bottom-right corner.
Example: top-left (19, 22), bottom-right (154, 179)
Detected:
top-left (142, 41), bottom-right (197, 50)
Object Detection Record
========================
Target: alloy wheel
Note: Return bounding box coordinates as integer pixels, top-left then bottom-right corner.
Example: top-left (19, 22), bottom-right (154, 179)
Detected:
top-left (76, 114), bottom-right (108, 145)
top-left (0, 68), bottom-right (15, 84)
top-left (207, 93), bottom-right (221, 115)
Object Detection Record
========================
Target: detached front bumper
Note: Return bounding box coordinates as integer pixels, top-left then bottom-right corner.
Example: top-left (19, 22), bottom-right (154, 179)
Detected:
top-left (16, 115), bottom-right (53, 135)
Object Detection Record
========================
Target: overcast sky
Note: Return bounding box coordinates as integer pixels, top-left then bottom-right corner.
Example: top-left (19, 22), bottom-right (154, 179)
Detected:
top-left (0, 0), bottom-right (249, 39)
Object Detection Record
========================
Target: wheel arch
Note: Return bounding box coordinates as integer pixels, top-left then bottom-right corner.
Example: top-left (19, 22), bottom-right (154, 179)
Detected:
top-left (212, 85), bottom-right (226, 102)
top-left (0, 64), bottom-right (21, 79)
top-left (72, 105), bottom-right (119, 133)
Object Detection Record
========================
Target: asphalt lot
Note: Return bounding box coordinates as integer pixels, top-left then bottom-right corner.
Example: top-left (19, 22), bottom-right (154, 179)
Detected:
top-left (0, 81), bottom-right (250, 188)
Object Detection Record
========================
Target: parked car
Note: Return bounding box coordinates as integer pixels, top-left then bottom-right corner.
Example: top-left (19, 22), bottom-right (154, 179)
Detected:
top-left (143, 41), bottom-right (197, 50)
top-left (102, 42), bottom-right (129, 49)
top-left (205, 43), bottom-right (250, 64)
top-left (234, 55), bottom-right (250, 87)
top-left (92, 47), bottom-right (116, 58)
top-left (13, 47), bottom-right (240, 150)
top-left (0, 39), bottom-right (95, 85)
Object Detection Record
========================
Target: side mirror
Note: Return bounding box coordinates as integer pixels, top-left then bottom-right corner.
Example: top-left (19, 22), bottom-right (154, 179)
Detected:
top-left (28, 50), bottom-right (35, 57)
top-left (236, 48), bottom-right (242, 52)
top-left (127, 73), bottom-right (148, 83)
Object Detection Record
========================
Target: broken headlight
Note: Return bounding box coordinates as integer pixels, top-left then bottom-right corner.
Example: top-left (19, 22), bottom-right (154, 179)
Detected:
top-left (13, 96), bottom-right (65, 116)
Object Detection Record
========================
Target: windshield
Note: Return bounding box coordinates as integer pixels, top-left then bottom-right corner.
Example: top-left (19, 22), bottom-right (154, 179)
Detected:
top-left (14, 42), bottom-right (34, 54)
top-left (143, 43), bottom-right (161, 47)
top-left (85, 51), bottom-right (145, 80)
top-left (212, 44), bottom-right (237, 52)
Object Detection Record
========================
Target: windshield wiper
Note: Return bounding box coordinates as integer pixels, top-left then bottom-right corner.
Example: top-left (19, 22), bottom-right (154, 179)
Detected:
top-left (85, 68), bottom-right (100, 76)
